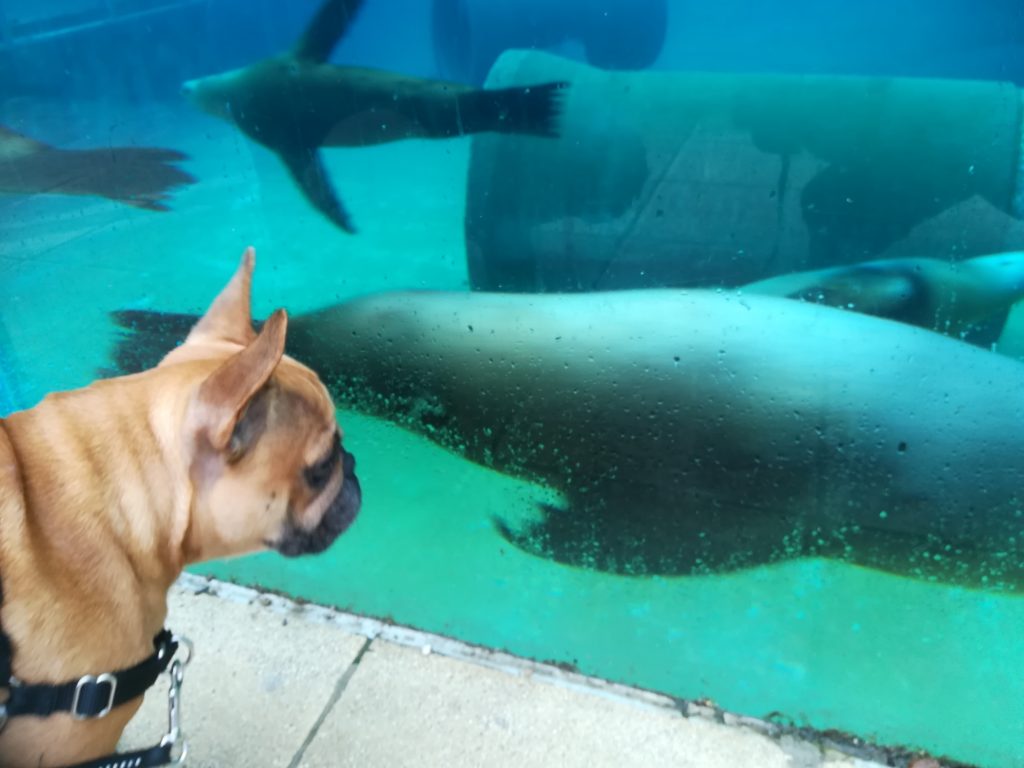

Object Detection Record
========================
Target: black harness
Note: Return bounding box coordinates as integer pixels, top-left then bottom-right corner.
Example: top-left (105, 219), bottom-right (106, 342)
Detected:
top-left (0, 618), bottom-right (191, 767)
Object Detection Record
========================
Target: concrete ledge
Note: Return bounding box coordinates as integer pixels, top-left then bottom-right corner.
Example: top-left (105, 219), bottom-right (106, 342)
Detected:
top-left (119, 584), bottom-right (367, 767)
top-left (117, 574), bottom-right (921, 767)
top-left (301, 640), bottom-right (798, 768)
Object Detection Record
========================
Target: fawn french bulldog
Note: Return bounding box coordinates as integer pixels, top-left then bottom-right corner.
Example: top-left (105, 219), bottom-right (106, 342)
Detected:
top-left (0, 247), bottom-right (360, 766)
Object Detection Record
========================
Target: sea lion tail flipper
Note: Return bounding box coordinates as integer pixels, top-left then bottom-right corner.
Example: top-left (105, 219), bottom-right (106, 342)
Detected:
top-left (105, 310), bottom-right (201, 376)
top-left (106, 308), bottom-right (297, 378)
top-left (459, 81), bottom-right (570, 138)
top-left (292, 0), bottom-right (365, 63)
top-left (279, 148), bottom-right (357, 233)
top-left (58, 146), bottom-right (196, 211)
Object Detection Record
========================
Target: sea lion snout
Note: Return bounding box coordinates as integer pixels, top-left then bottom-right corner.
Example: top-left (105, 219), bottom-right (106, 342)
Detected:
top-left (179, 74), bottom-right (236, 121)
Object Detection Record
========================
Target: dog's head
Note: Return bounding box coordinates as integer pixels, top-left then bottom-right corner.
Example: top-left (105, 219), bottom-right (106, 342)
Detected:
top-left (161, 247), bottom-right (360, 562)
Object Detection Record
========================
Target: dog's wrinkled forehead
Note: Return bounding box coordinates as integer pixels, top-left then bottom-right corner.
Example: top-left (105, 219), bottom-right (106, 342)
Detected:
top-left (247, 360), bottom-right (337, 463)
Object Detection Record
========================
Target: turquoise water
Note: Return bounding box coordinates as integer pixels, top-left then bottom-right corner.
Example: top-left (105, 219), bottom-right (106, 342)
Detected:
top-left (4, 3), bottom-right (1024, 766)
top-left (207, 410), bottom-right (1024, 766)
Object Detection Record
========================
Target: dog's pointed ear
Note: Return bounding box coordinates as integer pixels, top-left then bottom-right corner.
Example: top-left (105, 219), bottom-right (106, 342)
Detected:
top-left (187, 247), bottom-right (258, 346)
top-left (191, 309), bottom-right (288, 451)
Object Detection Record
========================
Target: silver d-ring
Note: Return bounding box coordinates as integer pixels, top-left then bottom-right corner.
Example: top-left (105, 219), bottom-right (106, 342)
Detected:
top-left (171, 739), bottom-right (189, 766)
top-left (171, 635), bottom-right (195, 667)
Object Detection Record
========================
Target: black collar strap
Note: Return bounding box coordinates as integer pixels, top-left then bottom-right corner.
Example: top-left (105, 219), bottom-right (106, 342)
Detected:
top-left (65, 742), bottom-right (175, 768)
top-left (3, 629), bottom-right (177, 721)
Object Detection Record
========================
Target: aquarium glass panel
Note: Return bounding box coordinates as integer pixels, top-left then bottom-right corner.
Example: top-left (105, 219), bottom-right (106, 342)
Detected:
top-left (3, 1), bottom-right (1023, 765)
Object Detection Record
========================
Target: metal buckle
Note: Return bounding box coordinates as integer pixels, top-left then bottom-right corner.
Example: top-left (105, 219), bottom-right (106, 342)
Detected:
top-left (71, 672), bottom-right (117, 720)
top-left (0, 676), bottom-right (16, 734)
top-left (0, 675), bottom-right (13, 737)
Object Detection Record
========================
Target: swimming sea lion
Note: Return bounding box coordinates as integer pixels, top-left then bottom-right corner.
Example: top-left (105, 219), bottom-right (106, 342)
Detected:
top-left (742, 251), bottom-right (1024, 343)
top-left (109, 288), bottom-right (1024, 590)
top-left (180, 0), bottom-right (568, 233)
top-left (0, 125), bottom-right (194, 211)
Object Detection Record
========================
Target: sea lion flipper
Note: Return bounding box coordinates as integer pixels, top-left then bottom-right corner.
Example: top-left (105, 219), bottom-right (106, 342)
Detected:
top-left (0, 128), bottom-right (195, 210)
top-left (292, 0), bottom-right (365, 63)
top-left (789, 270), bottom-right (919, 321)
top-left (495, 485), bottom-right (819, 576)
top-left (280, 148), bottom-right (356, 233)
top-left (106, 310), bottom-right (201, 376)
top-left (61, 147), bottom-right (196, 211)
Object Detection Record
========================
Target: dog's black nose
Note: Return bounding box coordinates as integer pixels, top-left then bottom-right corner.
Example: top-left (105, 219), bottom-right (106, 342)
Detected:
top-left (342, 449), bottom-right (356, 477)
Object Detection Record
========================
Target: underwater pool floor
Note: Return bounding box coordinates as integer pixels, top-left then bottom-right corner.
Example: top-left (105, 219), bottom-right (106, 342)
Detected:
top-left (1, 98), bottom-right (1021, 767)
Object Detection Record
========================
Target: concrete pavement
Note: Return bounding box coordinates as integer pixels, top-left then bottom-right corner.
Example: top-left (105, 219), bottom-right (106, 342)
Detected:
top-left (118, 574), bottom-right (926, 768)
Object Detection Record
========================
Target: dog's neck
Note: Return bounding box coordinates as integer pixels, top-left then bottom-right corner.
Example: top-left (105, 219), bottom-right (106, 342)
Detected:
top-left (0, 372), bottom-right (195, 632)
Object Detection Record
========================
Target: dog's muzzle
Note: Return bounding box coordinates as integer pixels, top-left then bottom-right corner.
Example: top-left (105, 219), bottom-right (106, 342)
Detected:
top-left (274, 449), bottom-right (361, 557)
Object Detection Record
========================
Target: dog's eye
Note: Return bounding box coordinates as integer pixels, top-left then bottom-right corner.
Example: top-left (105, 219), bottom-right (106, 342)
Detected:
top-left (305, 433), bottom-right (341, 490)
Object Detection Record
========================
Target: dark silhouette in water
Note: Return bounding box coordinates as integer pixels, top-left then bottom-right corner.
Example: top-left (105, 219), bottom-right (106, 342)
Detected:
top-left (0, 125), bottom-right (194, 211)
top-left (180, 0), bottom-right (568, 233)
top-left (431, 0), bottom-right (668, 85)
top-left (107, 287), bottom-right (1024, 593)
top-left (742, 252), bottom-right (1024, 349)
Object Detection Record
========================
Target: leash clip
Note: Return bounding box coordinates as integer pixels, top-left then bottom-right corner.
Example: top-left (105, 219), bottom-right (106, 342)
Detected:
top-left (159, 635), bottom-right (193, 765)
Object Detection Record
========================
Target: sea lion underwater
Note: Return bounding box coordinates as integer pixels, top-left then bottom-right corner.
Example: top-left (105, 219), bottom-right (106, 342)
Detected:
top-left (742, 251), bottom-right (1024, 346)
top-left (110, 288), bottom-right (1024, 590)
top-left (0, 125), bottom-right (194, 211)
top-left (180, 0), bottom-right (568, 233)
